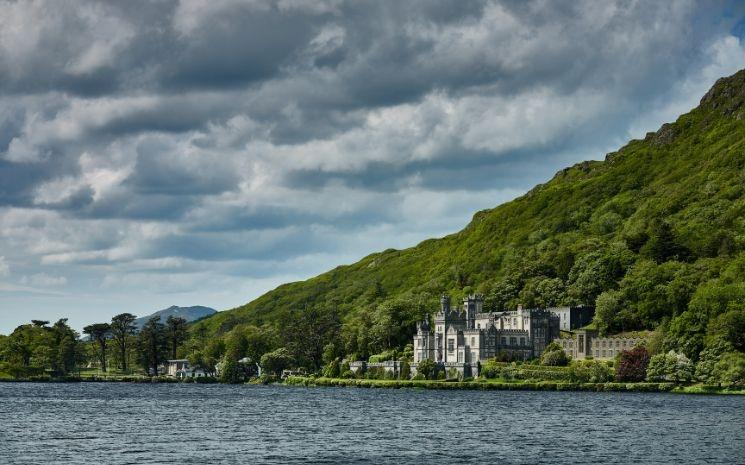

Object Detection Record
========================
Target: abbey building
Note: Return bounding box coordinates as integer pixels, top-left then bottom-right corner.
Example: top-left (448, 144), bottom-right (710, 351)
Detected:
top-left (413, 295), bottom-right (565, 367)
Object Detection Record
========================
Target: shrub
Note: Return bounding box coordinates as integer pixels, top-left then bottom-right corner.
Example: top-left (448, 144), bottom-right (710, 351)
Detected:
top-left (480, 359), bottom-right (501, 379)
top-left (416, 359), bottom-right (436, 380)
top-left (570, 360), bottom-right (613, 383)
top-left (368, 349), bottom-right (397, 363)
top-left (260, 348), bottom-right (294, 378)
top-left (646, 351), bottom-right (694, 382)
top-left (399, 361), bottom-right (411, 380)
top-left (541, 342), bottom-right (569, 366)
top-left (710, 352), bottom-right (745, 386)
top-left (541, 349), bottom-right (569, 367)
top-left (615, 346), bottom-right (650, 382)
top-left (695, 338), bottom-right (733, 382)
top-left (322, 358), bottom-right (341, 378)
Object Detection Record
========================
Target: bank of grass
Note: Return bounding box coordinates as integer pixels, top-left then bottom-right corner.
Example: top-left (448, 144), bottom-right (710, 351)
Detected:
top-left (284, 376), bottom-right (745, 395)
top-left (0, 368), bottom-right (218, 384)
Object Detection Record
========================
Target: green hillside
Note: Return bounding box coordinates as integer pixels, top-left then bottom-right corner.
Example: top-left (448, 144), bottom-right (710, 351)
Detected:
top-left (189, 70), bottom-right (745, 370)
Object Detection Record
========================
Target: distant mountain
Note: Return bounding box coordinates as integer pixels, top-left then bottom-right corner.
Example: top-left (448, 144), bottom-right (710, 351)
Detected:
top-left (135, 305), bottom-right (217, 328)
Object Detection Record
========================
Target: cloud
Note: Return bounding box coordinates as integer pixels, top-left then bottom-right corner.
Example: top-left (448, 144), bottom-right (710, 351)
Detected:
top-left (0, 256), bottom-right (9, 277)
top-left (20, 273), bottom-right (67, 287)
top-left (0, 0), bottom-right (744, 332)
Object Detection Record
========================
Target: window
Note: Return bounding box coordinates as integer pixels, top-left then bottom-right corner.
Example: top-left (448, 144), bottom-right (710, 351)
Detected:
top-left (471, 352), bottom-right (476, 362)
top-left (602, 350), bottom-right (606, 357)
top-left (471, 337), bottom-right (475, 346)
top-left (578, 335), bottom-right (584, 353)
top-left (595, 350), bottom-right (599, 357)
top-left (616, 340), bottom-right (620, 348)
top-left (457, 352), bottom-right (463, 362)
top-left (501, 337), bottom-right (507, 345)
top-left (513, 318), bottom-right (517, 326)
top-left (520, 337), bottom-right (525, 346)
top-left (417, 339), bottom-right (421, 347)
top-left (510, 337), bottom-right (517, 346)
top-left (477, 323), bottom-right (480, 329)
top-left (447, 339), bottom-right (455, 352)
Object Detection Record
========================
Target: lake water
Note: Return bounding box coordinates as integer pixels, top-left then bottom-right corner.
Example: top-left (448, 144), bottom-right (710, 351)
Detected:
top-left (0, 383), bottom-right (743, 464)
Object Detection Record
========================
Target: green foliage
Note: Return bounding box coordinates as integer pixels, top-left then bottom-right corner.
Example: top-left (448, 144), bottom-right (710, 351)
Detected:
top-left (541, 342), bottom-right (569, 366)
top-left (695, 338), bottom-right (734, 382)
top-left (399, 360), bottom-right (411, 379)
top-left (110, 313), bottom-right (136, 372)
top-left (219, 357), bottom-right (242, 384)
top-left (710, 352), bottom-right (745, 386)
top-left (416, 358), bottom-right (436, 380)
top-left (322, 358), bottom-right (341, 378)
top-left (260, 347), bottom-right (294, 377)
top-left (646, 351), bottom-right (694, 383)
top-left (184, 71), bottom-right (745, 369)
top-left (165, 316), bottom-right (188, 360)
top-left (137, 316), bottom-right (168, 376)
top-left (83, 323), bottom-right (111, 372)
top-left (705, 305), bottom-right (745, 351)
top-left (569, 360), bottom-right (614, 383)
top-left (0, 319), bottom-right (85, 379)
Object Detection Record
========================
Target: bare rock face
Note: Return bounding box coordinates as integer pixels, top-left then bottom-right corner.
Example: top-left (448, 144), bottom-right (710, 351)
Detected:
top-left (650, 69), bottom-right (745, 147)
top-left (699, 69), bottom-right (745, 118)
top-left (651, 122), bottom-right (679, 147)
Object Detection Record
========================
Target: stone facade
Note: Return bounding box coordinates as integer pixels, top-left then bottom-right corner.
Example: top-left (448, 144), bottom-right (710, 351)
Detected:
top-left (554, 329), bottom-right (646, 360)
top-left (414, 295), bottom-right (560, 367)
top-left (349, 360), bottom-right (405, 377)
top-left (548, 306), bottom-right (595, 331)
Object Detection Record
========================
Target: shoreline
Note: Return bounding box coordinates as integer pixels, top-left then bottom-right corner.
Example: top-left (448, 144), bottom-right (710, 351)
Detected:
top-left (2, 376), bottom-right (744, 396)
top-left (283, 376), bottom-right (745, 395)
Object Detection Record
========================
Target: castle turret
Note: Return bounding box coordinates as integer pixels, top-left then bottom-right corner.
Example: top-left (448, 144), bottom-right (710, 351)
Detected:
top-left (463, 294), bottom-right (483, 330)
top-left (413, 314), bottom-right (434, 363)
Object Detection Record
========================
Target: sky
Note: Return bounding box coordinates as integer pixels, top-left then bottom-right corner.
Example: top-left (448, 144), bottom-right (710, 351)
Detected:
top-left (0, 0), bottom-right (744, 334)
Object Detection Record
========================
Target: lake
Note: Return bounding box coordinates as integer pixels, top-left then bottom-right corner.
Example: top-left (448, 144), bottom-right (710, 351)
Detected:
top-left (0, 383), bottom-right (742, 464)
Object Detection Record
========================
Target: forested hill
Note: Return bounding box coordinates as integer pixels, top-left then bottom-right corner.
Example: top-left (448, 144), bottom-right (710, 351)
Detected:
top-left (189, 69), bottom-right (745, 368)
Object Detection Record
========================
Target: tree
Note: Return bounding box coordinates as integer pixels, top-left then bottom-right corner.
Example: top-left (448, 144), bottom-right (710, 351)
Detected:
top-left (219, 357), bottom-right (243, 384)
top-left (641, 221), bottom-right (689, 263)
top-left (282, 306), bottom-right (340, 370)
top-left (710, 352), bottom-right (745, 387)
top-left (695, 338), bottom-right (734, 382)
top-left (137, 317), bottom-right (167, 376)
top-left (705, 306), bottom-right (745, 352)
top-left (399, 360), bottom-right (411, 380)
top-left (260, 348), bottom-right (294, 377)
top-left (322, 358), bottom-right (341, 378)
top-left (243, 325), bottom-right (276, 365)
top-left (646, 350), bottom-right (693, 383)
top-left (50, 319), bottom-right (83, 376)
top-left (110, 313), bottom-right (136, 372)
top-left (83, 323), bottom-right (111, 372)
top-left (165, 316), bottom-right (188, 359)
top-left (594, 290), bottom-right (623, 336)
top-left (519, 277), bottom-right (566, 308)
top-left (615, 346), bottom-right (650, 382)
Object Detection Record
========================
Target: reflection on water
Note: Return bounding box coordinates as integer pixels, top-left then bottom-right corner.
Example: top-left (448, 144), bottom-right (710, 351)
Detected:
top-left (0, 383), bottom-right (743, 464)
